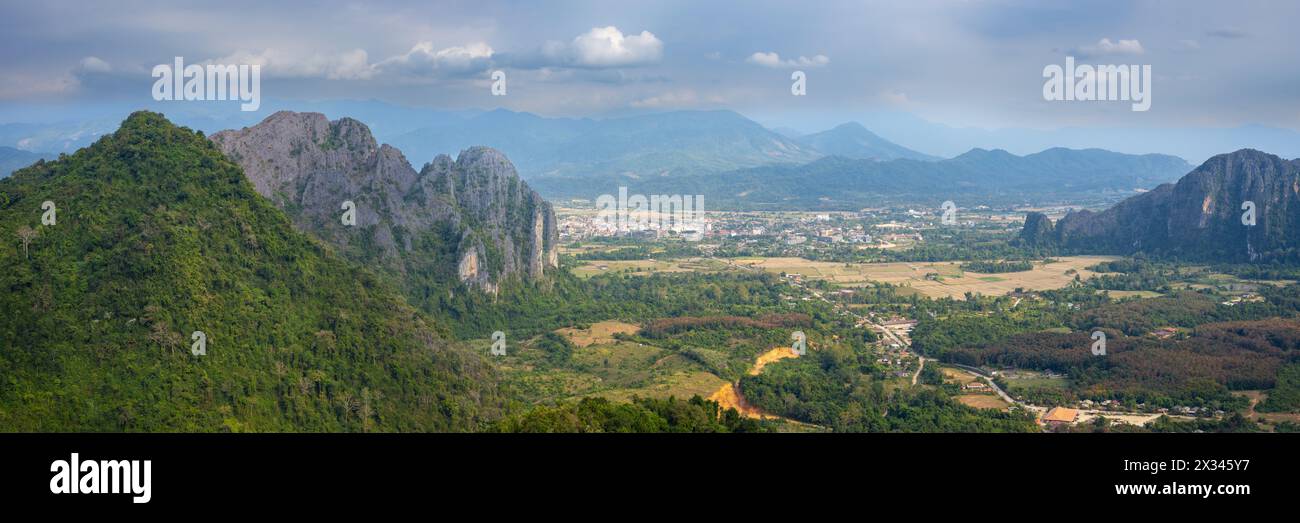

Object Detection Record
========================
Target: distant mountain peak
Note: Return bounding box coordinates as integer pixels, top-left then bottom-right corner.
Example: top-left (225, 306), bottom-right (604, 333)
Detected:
top-left (797, 122), bottom-right (937, 162)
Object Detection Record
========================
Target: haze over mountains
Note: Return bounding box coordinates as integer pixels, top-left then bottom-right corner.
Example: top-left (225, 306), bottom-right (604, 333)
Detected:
top-left (534, 146), bottom-right (1191, 210)
top-left (388, 109), bottom-right (824, 179)
top-left (792, 122), bottom-right (937, 161)
top-left (10, 101), bottom-right (1300, 209)
top-left (5, 99), bottom-right (1300, 167)
top-left (1020, 149), bottom-right (1300, 263)
top-left (0, 146), bottom-right (51, 178)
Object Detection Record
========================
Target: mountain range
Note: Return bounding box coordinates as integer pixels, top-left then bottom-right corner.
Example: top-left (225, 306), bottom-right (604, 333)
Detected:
top-left (1019, 149), bottom-right (1300, 263)
top-left (388, 109), bottom-right (827, 179)
top-left (5, 100), bottom-right (1300, 166)
top-left (531, 146), bottom-right (1191, 210)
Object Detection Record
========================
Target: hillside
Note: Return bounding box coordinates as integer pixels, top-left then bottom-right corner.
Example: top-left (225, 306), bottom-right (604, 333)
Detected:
top-left (0, 112), bottom-right (504, 431)
top-left (1020, 149), bottom-right (1300, 262)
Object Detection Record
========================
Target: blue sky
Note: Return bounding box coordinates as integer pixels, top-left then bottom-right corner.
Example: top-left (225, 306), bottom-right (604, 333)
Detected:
top-left (1, 0), bottom-right (1297, 156)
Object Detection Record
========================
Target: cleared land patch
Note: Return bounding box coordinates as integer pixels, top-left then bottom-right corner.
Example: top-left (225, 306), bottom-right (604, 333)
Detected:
top-left (728, 255), bottom-right (1118, 299)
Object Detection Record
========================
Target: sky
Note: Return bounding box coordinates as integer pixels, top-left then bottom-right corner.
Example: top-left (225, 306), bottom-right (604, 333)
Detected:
top-left (1, 0), bottom-right (1297, 148)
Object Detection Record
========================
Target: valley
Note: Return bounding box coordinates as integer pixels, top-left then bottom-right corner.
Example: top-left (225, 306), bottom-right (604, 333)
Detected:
top-left (3, 111), bottom-right (1299, 435)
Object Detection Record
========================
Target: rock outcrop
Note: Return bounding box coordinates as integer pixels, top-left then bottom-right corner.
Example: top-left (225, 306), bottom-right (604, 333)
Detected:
top-left (211, 111), bottom-right (558, 293)
top-left (1019, 149), bottom-right (1300, 262)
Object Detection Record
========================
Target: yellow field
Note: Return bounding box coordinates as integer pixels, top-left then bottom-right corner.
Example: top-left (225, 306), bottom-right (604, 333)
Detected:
top-left (957, 394), bottom-right (1011, 410)
top-left (571, 257), bottom-right (726, 278)
top-left (555, 320), bottom-right (641, 347)
top-left (941, 367), bottom-right (978, 385)
top-left (731, 255), bottom-right (1119, 299)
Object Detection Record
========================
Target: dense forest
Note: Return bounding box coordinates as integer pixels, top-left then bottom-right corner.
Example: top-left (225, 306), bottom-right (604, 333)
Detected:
top-left (939, 319), bottom-right (1300, 408)
top-left (492, 395), bottom-right (768, 433)
top-left (0, 112), bottom-right (504, 431)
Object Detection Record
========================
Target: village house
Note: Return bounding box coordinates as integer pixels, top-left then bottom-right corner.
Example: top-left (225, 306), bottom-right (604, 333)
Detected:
top-left (1042, 407), bottom-right (1079, 427)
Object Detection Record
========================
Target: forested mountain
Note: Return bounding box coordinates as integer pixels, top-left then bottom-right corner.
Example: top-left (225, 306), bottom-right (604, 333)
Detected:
top-left (0, 112), bottom-right (504, 431)
top-left (532, 146), bottom-right (1189, 209)
top-left (1020, 149), bottom-right (1300, 262)
top-left (212, 111), bottom-right (559, 296)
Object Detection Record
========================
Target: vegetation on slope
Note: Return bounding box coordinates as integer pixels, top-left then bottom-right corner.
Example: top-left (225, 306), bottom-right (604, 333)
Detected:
top-left (0, 112), bottom-right (503, 431)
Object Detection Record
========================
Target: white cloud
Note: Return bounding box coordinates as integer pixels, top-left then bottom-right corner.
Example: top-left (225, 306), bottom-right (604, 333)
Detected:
top-left (79, 56), bottom-right (112, 73)
top-left (211, 48), bottom-right (376, 80)
top-left (377, 41), bottom-right (495, 76)
top-left (543, 26), bottom-right (663, 68)
top-left (209, 42), bottom-right (495, 81)
top-left (1074, 38), bottom-right (1145, 57)
top-left (746, 51), bottom-right (829, 68)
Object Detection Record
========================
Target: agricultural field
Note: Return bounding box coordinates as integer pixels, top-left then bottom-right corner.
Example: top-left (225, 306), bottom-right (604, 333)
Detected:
top-left (957, 394), bottom-right (1011, 410)
top-left (728, 255), bottom-right (1119, 299)
top-left (570, 257), bottom-right (727, 278)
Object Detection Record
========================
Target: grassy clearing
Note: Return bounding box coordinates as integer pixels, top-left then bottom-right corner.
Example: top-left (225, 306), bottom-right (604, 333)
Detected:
top-left (726, 255), bottom-right (1118, 299)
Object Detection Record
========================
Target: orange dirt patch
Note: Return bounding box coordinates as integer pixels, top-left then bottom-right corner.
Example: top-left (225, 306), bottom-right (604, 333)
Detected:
top-left (709, 346), bottom-right (803, 421)
top-left (749, 346), bottom-right (799, 375)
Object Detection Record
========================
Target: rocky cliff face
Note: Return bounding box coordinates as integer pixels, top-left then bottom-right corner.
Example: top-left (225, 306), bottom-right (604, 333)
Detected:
top-left (1019, 149), bottom-right (1300, 262)
top-left (1018, 212), bottom-right (1056, 246)
top-left (211, 111), bottom-right (558, 293)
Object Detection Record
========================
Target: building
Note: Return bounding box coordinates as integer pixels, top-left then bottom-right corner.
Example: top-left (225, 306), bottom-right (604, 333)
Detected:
top-left (1042, 407), bottom-right (1079, 427)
